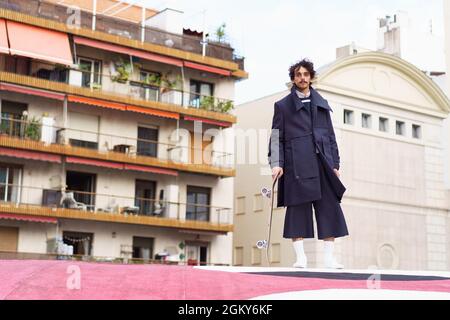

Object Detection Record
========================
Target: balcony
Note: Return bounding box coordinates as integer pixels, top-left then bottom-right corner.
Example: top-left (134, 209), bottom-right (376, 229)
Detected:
top-left (0, 117), bottom-right (235, 176)
top-left (0, 183), bottom-right (233, 233)
top-left (0, 0), bottom-right (245, 69)
top-left (0, 57), bottom-right (237, 123)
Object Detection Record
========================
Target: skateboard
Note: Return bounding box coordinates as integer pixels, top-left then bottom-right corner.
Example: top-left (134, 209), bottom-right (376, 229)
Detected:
top-left (256, 173), bottom-right (279, 266)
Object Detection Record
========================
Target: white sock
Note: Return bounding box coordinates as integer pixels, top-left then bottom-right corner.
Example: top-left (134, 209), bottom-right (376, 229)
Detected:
top-left (293, 240), bottom-right (306, 262)
top-left (323, 241), bottom-right (334, 263)
top-left (323, 241), bottom-right (343, 268)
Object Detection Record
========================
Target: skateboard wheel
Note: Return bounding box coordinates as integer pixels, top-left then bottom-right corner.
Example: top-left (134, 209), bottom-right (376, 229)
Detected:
top-left (261, 187), bottom-right (272, 198)
top-left (256, 240), bottom-right (267, 249)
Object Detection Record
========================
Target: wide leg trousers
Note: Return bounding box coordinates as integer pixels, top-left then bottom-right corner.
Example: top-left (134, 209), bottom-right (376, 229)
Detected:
top-left (283, 153), bottom-right (349, 240)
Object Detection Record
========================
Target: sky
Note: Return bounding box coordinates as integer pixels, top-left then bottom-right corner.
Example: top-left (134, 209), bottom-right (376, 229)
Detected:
top-left (130, 0), bottom-right (445, 104)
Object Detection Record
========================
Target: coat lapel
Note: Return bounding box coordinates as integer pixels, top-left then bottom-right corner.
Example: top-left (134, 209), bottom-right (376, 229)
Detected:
top-left (290, 85), bottom-right (333, 112)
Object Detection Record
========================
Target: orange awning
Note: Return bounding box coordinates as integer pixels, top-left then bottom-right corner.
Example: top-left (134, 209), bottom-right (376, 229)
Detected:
top-left (0, 147), bottom-right (62, 163)
top-left (0, 19), bottom-right (8, 54)
top-left (184, 116), bottom-right (232, 127)
top-left (0, 213), bottom-right (57, 224)
top-left (66, 156), bottom-right (178, 176)
top-left (124, 164), bottom-right (178, 176)
top-left (126, 105), bottom-right (179, 120)
top-left (6, 21), bottom-right (73, 65)
top-left (184, 61), bottom-right (231, 76)
top-left (68, 95), bottom-right (127, 111)
top-left (0, 83), bottom-right (66, 100)
top-left (73, 36), bottom-right (183, 67)
top-left (66, 157), bottom-right (124, 169)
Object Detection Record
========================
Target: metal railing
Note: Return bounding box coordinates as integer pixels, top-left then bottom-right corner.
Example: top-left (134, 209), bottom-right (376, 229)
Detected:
top-left (0, 182), bottom-right (233, 225)
top-left (0, 58), bottom-right (235, 114)
top-left (0, 0), bottom-right (244, 67)
top-left (0, 117), bottom-right (234, 168)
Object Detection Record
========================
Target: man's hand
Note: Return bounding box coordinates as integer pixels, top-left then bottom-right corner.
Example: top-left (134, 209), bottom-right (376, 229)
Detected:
top-left (272, 167), bottom-right (283, 180)
top-left (333, 168), bottom-right (340, 178)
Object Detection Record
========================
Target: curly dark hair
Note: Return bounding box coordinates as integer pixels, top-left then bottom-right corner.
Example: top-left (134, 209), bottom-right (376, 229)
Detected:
top-left (289, 59), bottom-right (316, 81)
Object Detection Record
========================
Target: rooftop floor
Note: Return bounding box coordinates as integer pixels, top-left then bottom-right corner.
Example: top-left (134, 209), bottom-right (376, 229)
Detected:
top-left (0, 260), bottom-right (449, 300)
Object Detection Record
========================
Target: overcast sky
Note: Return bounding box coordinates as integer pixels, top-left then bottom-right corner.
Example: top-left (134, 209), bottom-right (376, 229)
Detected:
top-left (134, 0), bottom-right (445, 104)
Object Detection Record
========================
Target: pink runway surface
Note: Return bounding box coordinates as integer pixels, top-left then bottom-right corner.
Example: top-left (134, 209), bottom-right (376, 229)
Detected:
top-left (1, 260), bottom-right (450, 300)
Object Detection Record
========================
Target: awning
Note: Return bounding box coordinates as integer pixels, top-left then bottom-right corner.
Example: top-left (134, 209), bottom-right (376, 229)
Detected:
top-left (0, 19), bottom-right (9, 54)
top-left (0, 213), bottom-right (57, 224)
top-left (68, 95), bottom-right (127, 111)
top-left (183, 61), bottom-right (231, 76)
top-left (66, 156), bottom-right (178, 176)
top-left (184, 116), bottom-right (232, 127)
top-left (66, 157), bottom-right (123, 169)
top-left (0, 147), bottom-right (61, 163)
top-left (0, 83), bottom-right (66, 100)
top-left (124, 164), bottom-right (178, 176)
top-left (6, 21), bottom-right (73, 65)
top-left (73, 36), bottom-right (183, 67)
top-left (126, 105), bottom-right (179, 120)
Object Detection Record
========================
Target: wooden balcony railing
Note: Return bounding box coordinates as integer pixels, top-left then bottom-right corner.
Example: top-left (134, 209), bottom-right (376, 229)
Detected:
top-left (0, 183), bottom-right (233, 233)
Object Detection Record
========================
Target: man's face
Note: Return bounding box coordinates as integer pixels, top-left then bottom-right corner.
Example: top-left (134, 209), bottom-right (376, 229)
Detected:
top-left (293, 66), bottom-right (311, 90)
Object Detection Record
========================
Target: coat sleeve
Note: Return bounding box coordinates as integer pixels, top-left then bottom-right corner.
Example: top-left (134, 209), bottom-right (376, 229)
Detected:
top-left (268, 102), bottom-right (285, 169)
top-left (327, 108), bottom-right (340, 170)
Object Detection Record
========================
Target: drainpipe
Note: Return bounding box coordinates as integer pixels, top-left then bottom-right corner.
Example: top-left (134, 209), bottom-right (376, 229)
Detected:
top-left (141, 4), bottom-right (146, 43)
top-left (92, 0), bottom-right (97, 31)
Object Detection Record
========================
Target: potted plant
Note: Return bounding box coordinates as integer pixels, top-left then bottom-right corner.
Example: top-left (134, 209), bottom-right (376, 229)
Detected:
top-left (199, 96), bottom-right (215, 111)
top-left (24, 116), bottom-right (41, 141)
top-left (160, 73), bottom-right (181, 93)
top-left (215, 23), bottom-right (226, 43)
top-left (217, 100), bottom-right (234, 113)
top-left (143, 73), bottom-right (162, 87)
top-left (111, 57), bottom-right (132, 83)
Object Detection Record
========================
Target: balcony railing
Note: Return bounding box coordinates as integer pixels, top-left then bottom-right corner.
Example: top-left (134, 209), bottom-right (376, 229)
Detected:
top-left (0, 117), bottom-right (234, 169)
top-left (0, 183), bottom-right (233, 225)
top-left (0, 59), bottom-right (235, 115)
top-left (0, 0), bottom-right (244, 68)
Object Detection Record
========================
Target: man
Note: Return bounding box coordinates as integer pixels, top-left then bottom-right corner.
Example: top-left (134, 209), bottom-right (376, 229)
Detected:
top-left (268, 59), bottom-right (349, 269)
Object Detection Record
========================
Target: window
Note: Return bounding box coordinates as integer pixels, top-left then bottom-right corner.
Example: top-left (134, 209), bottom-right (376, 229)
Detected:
top-left (361, 113), bottom-right (371, 129)
top-left (253, 193), bottom-right (263, 212)
top-left (65, 171), bottom-right (96, 209)
top-left (235, 196), bottom-right (246, 215)
top-left (132, 236), bottom-right (154, 261)
top-left (189, 80), bottom-right (214, 108)
top-left (134, 180), bottom-right (156, 216)
top-left (251, 246), bottom-right (262, 265)
top-left (379, 117), bottom-right (389, 132)
top-left (78, 57), bottom-right (102, 88)
top-left (139, 70), bottom-right (160, 101)
top-left (186, 186), bottom-right (211, 221)
top-left (0, 100), bottom-right (28, 138)
top-left (412, 124), bottom-right (421, 139)
top-left (270, 243), bottom-right (281, 263)
top-left (186, 243), bottom-right (209, 266)
top-left (63, 231), bottom-right (93, 256)
top-left (137, 126), bottom-right (158, 157)
top-left (234, 246), bottom-right (244, 266)
top-left (0, 165), bottom-right (22, 203)
top-left (396, 121), bottom-right (405, 136)
top-left (343, 109), bottom-right (354, 125)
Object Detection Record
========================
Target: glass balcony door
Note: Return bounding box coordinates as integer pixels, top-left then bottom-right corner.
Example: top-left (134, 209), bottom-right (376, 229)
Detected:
top-left (78, 57), bottom-right (102, 88)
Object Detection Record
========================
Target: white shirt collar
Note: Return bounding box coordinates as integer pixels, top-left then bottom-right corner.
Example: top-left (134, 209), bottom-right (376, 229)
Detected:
top-left (295, 89), bottom-right (311, 99)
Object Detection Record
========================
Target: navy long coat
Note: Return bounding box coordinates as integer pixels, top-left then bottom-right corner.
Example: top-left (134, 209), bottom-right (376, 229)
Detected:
top-left (268, 85), bottom-right (346, 207)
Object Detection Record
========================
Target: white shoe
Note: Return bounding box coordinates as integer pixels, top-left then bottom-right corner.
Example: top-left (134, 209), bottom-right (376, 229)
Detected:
top-left (324, 258), bottom-right (344, 269)
top-left (323, 241), bottom-right (343, 269)
top-left (292, 240), bottom-right (307, 268)
top-left (293, 255), bottom-right (307, 268)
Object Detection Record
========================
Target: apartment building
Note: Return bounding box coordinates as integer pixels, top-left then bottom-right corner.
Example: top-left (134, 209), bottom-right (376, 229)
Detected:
top-left (0, 0), bottom-right (247, 265)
